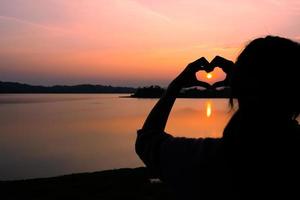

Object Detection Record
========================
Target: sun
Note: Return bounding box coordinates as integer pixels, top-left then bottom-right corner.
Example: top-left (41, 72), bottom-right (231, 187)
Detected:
top-left (206, 73), bottom-right (212, 79)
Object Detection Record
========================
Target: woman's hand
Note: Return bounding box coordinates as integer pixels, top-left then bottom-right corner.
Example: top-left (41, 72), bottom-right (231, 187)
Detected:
top-left (209, 56), bottom-right (234, 88)
top-left (169, 57), bottom-right (212, 90)
top-left (141, 57), bottom-right (211, 131)
top-left (141, 56), bottom-right (224, 132)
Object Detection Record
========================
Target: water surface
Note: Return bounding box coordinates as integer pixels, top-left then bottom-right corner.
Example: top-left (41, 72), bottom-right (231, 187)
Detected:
top-left (0, 94), bottom-right (234, 180)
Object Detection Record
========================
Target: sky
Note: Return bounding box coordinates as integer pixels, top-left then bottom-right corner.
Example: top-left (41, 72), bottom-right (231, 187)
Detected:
top-left (0, 0), bottom-right (299, 87)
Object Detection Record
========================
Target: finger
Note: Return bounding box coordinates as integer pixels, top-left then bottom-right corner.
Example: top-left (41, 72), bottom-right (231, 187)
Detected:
top-left (210, 56), bottom-right (234, 73)
top-left (194, 80), bottom-right (212, 89)
top-left (212, 80), bottom-right (230, 88)
top-left (188, 57), bottom-right (209, 72)
top-left (212, 81), bottom-right (225, 88)
top-left (205, 65), bottom-right (215, 73)
top-left (206, 56), bottom-right (222, 72)
top-left (210, 56), bottom-right (224, 68)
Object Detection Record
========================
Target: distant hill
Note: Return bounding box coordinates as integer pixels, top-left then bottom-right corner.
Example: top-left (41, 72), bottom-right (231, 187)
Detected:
top-left (0, 81), bottom-right (136, 93)
top-left (0, 81), bottom-right (231, 98)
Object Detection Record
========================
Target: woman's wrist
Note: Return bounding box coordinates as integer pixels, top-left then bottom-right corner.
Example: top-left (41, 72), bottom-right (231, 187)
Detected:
top-left (165, 81), bottom-right (182, 96)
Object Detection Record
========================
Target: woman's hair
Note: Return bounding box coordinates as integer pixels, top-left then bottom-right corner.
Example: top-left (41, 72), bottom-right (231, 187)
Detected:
top-left (229, 36), bottom-right (299, 120)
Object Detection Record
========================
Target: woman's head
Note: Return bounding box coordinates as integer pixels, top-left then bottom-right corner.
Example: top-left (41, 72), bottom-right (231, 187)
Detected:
top-left (230, 36), bottom-right (299, 120)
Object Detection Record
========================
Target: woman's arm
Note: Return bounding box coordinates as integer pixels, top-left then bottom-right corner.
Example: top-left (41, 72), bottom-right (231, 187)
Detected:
top-left (141, 57), bottom-right (211, 132)
top-left (141, 83), bottom-right (179, 131)
top-left (136, 57), bottom-right (217, 178)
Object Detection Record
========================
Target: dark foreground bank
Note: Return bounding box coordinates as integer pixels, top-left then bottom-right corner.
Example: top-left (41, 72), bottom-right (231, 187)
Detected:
top-left (0, 167), bottom-right (172, 200)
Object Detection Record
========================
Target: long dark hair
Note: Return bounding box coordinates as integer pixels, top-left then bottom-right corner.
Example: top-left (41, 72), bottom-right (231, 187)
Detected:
top-left (229, 36), bottom-right (299, 120)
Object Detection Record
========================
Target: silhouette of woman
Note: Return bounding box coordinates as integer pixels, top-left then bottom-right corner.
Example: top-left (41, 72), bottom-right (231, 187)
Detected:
top-left (136, 36), bottom-right (299, 199)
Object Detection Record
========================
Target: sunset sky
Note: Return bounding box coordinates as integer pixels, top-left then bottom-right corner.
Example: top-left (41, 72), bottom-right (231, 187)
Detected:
top-left (0, 0), bottom-right (299, 86)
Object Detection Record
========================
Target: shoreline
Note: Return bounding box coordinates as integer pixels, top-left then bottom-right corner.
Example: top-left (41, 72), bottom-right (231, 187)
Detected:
top-left (121, 95), bottom-right (230, 99)
top-left (1, 167), bottom-right (172, 199)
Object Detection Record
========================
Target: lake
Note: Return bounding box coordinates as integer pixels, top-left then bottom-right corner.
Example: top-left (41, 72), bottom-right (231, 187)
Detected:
top-left (0, 94), bottom-right (235, 180)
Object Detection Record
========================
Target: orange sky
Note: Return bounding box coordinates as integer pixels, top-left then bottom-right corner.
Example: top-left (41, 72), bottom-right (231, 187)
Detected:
top-left (0, 0), bottom-right (299, 86)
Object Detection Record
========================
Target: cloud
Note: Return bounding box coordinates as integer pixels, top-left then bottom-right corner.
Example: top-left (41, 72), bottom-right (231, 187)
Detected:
top-left (127, 0), bottom-right (172, 22)
top-left (0, 15), bottom-right (70, 34)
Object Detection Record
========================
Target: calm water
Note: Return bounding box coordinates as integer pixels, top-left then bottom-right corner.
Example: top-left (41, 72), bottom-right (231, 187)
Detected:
top-left (0, 94), bottom-right (235, 180)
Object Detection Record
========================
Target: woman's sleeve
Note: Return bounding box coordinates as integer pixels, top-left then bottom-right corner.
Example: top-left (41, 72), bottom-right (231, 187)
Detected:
top-left (135, 129), bottom-right (172, 176)
top-left (135, 129), bottom-right (220, 182)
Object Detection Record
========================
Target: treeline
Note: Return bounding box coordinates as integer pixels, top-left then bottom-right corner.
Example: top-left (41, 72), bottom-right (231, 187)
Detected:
top-left (0, 81), bottom-right (136, 93)
top-left (131, 85), bottom-right (165, 98)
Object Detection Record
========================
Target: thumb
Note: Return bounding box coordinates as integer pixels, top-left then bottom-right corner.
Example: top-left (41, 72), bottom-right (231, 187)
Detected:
top-left (195, 80), bottom-right (211, 89)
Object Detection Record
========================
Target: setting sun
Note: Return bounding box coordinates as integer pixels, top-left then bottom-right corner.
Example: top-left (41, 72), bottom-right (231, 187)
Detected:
top-left (206, 73), bottom-right (213, 79)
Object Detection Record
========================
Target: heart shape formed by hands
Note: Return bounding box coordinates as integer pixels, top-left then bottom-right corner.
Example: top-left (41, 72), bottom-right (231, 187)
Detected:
top-left (196, 67), bottom-right (226, 85)
top-left (195, 56), bottom-right (234, 88)
top-left (171, 56), bottom-right (234, 89)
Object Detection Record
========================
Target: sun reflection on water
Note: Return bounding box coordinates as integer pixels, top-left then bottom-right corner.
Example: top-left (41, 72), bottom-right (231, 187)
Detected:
top-left (206, 101), bottom-right (212, 117)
